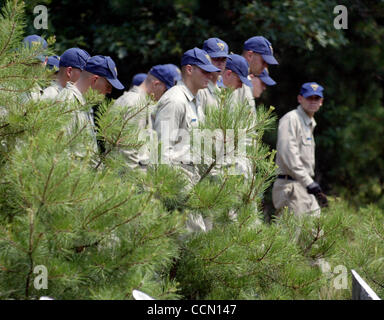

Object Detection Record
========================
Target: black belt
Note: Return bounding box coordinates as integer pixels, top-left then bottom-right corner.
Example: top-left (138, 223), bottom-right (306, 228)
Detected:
top-left (277, 175), bottom-right (295, 181)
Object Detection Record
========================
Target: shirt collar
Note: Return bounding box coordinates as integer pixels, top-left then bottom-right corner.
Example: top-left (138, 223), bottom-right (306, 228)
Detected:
top-left (177, 80), bottom-right (195, 102)
top-left (298, 105), bottom-right (316, 127)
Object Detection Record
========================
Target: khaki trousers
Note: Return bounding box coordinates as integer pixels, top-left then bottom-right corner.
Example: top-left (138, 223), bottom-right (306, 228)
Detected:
top-left (272, 179), bottom-right (320, 218)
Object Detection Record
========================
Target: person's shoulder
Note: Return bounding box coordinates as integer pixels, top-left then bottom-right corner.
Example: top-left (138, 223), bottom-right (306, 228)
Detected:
top-left (158, 85), bottom-right (187, 106)
top-left (196, 87), bottom-right (209, 102)
top-left (280, 107), bottom-right (300, 122)
top-left (41, 85), bottom-right (60, 99)
top-left (114, 90), bottom-right (143, 107)
top-left (56, 86), bottom-right (76, 104)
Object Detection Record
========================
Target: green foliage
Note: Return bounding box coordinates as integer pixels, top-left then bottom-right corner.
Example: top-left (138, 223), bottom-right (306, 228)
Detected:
top-left (1, 0), bottom-right (384, 301)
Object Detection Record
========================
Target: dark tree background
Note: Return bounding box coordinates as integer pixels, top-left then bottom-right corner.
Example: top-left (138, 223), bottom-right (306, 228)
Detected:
top-left (22, 0), bottom-right (384, 209)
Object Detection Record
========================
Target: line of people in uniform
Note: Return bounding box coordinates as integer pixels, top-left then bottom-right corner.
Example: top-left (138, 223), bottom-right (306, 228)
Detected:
top-left (21, 33), bottom-right (328, 221)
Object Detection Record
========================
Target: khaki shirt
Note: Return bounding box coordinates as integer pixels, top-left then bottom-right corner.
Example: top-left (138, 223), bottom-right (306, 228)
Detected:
top-left (56, 82), bottom-right (99, 162)
top-left (233, 82), bottom-right (255, 110)
top-left (196, 80), bottom-right (220, 113)
top-left (21, 83), bottom-right (44, 103)
top-left (112, 86), bottom-right (154, 168)
top-left (275, 105), bottom-right (316, 187)
top-left (113, 86), bottom-right (154, 129)
top-left (41, 80), bottom-right (63, 100)
top-left (153, 80), bottom-right (204, 165)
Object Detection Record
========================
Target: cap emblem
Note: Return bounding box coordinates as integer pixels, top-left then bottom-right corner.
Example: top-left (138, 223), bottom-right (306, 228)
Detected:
top-left (310, 84), bottom-right (319, 91)
top-left (217, 42), bottom-right (225, 51)
top-left (205, 54), bottom-right (211, 63)
top-left (269, 44), bottom-right (273, 54)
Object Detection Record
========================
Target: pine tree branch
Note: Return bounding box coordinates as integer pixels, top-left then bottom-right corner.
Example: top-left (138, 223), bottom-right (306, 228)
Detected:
top-left (361, 267), bottom-right (384, 290)
top-left (0, 234), bottom-right (28, 254)
top-left (370, 215), bottom-right (384, 241)
top-left (40, 158), bottom-right (56, 205)
top-left (261, 271), bottom-right (323, 291)
top-left (103, 210), bottom-right (145, 238)
top-left (84, 195), bottom-right (134, 227)
top-left (0, 123), bottom-right (9, 130)
top-left (95, 102), bottom-right (151, 169)
top-left (25, 208), bottom-right (35, 298)
top-left (0, 264), bottom-right (18, 273)
top-left (202, 241), bottom-right (234, 263)
top-left (64, 123), bottom-right (89, 148)
top-left (303, 224), bottom-right (322, 255)
top-left (198, 160), bottom-right (216, 183)
top-left (0, 0), bottom-right (17, 59)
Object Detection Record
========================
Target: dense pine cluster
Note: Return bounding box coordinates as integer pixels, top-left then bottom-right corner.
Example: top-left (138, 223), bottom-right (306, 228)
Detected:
top-left (0, 0), bottom-right (383, 300)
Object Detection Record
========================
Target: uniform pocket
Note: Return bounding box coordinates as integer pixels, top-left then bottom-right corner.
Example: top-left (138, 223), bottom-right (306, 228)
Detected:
top-left (301, 135), bottom-right (314, 161)
top-left (185, 114), bottom-right (198, 129)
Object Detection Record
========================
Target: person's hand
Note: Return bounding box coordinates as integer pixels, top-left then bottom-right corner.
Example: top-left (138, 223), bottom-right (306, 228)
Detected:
top-left (316, 192), bottom-right (329, 208)
top-left (306, 182), bottom-right (322, 195)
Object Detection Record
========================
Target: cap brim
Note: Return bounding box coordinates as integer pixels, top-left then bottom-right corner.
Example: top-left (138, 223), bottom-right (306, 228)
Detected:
top-left (259, 75), bottom-right (276, 86)
top-left (208, 52), bottom-right (230, 58)
top-left (197, 64), bottom-right (221, 73)
top-left (107, 77), bottom-right (125, 90)
top-left (262, 54), bottom-right (279, 65)
top-left (239, 75), bottom-right (253, 88)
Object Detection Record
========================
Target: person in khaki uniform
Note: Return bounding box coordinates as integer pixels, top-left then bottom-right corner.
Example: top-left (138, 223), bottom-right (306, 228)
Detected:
top-left (111, 64), bottom-right (179, 169)
top-left (41, 48), bottom-right (90, 100)
top-left (130, 73), bottom-right (147, 88)
top-left (20, 35), bottom-right (48, 103)
top-left (57, 55), bottom-right (124, 165)
top-left (196, 38), bottom-right (229, 112)
top-left (272, 82), bottom-right (328, 217)
top-left (214, 54), bottom-right (254, 178)
top-left (153, 47), bottom-right (220, 233)
top-left (46, 55), bottom-right (60, 71)
top-left (153, 48), bottom-right (220, 180)
top-left (249, 68), bottom-right (276, 99)
top-left (234, 36), bottom-right (279, 109)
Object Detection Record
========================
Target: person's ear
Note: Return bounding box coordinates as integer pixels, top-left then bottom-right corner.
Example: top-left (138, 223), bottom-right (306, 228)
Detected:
top-left (90, 75), bottom-right (99, 88)
top-left (66, 66), bottom-right (72, 78)
top-left (185, 64), bottom-right (193, 75)
top-left (297, 95), bottom-right (303, 103)
top-left (244, 50), bottom-right (253, 62)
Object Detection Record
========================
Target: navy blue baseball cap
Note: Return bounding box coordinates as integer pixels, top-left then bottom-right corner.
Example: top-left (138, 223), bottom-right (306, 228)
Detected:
top-left (85, 55), bottom-right (124, 90)
top-left (22, 35), bottom-right (47, 62)
top-left (47, 55), bottom-right (60, 70)
top-left (181, 48), bottom-right (221, 73)
top-left (59, 48), bottom-right (90, 70)
top-left (165, 64), bottom-right (182, 82)
top-left (225, 54), bottom-right (252, 87)
top-left (203, 38), bottom-right (230, 59)
top-left (149, 64), bottom-right (178, 89)
top-left (258, 68), bottom-right (276, 86)
top-left (243, 36), bottom-right (278, 65)
top-left (23, 35), bottom-right (48, 49)
top-left (300, 82), bottom-right (324, 98)
top-left (132, 73), bottom-right (147, 86)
